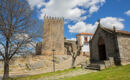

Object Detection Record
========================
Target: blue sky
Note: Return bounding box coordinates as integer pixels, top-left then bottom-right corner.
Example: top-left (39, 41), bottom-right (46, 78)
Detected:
top-left (27, 0), bottom-right (130, 40)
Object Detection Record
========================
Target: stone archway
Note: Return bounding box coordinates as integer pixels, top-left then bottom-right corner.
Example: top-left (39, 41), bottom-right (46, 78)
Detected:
top-left (98, 37), bottom-right (107, 60)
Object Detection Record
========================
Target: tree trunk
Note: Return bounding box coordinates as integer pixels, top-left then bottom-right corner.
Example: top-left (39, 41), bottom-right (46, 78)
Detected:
top-left (2, 60), bottom-right (9, 80)
top-left (2, 39), bottom-right (9, 80)
top-left (72, 57), bottom-right (76, 68)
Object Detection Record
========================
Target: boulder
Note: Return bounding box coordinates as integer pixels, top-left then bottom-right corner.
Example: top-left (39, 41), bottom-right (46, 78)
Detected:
top-left (26, 60), bottom-right (45, 70)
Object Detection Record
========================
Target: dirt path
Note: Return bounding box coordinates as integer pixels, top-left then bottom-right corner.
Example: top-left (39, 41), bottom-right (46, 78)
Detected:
top-left (37, 69), bottom-right (97, 80)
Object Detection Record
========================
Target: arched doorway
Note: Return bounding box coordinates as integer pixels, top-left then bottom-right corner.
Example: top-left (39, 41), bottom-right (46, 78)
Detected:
top-left (98, 37), bottom-right (107, 60)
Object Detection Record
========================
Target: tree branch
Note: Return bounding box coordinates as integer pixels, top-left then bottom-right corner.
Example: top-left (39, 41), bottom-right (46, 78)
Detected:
top-left (0, 50), bottom-right (4, 59)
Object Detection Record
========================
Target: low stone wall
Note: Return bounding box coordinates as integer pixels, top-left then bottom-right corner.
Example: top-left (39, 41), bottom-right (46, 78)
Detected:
top-left (117, 35), bottom-right (130, 65)
top-left (0, 55), bottom-right (87, 75)
top-left (100, 57), bottom-right (115, 70)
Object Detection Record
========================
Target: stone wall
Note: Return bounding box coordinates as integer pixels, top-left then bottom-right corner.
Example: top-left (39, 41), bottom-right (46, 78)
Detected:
top-left (64, 40), bottom-right (77, 55)
top-left (80, 52), bottom-right (90, 57)
top-left (0, 55), bottom-right (87, 75)
top-left (36, 40), bottom-right (77, 56)
top-left (117, 35), bottom-right (130, 65)
top-left (76, 36), bottom-right (82, 46)
top-left (36, 42), bottom-right (42, 55)
top-left (42, 16), bottom-right (64, 55)
top-left (90, 26), bottom-right (120, 64)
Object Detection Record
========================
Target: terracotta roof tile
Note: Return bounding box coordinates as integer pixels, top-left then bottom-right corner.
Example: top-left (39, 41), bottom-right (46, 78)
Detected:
top-left (102, 27), bottom-right (130, 35)
top-left (117, 30), bottom-right (130, 35)
top-left (76, 32), bottom-right (93, 36)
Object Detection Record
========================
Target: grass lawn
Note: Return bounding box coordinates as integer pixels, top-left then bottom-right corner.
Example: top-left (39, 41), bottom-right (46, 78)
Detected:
top-left (59, 64), bottom-right (130, 80)
top-left (9, 64), bottom-right (130, 80)
top-left (9, 67), bottom-right (80, 80)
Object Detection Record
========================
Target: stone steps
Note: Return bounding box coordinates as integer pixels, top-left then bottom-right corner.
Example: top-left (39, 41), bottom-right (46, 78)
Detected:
top-left (86, 64), bottom-right (100, 70)
top-left (85, 61), bottom-right (107, 70)
top-left (86, 66), bottom-right (100, 70)
top-left (86, 58), bottom-right (115, 70)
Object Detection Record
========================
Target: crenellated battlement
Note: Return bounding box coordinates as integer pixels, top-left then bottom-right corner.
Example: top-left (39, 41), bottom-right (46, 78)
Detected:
top-left (44, 15), bottom-right (64, 22)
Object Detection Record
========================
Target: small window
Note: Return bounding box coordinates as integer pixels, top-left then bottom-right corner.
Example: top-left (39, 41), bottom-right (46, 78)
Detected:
top-left (90, 36), bottom-right (92, 40)
top-left (84, 37), bottom-right (88, 43)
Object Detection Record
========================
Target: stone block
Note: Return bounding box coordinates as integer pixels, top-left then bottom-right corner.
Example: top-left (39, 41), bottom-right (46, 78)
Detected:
top-left (99, 64), bottom-right (105, 70)
top-left (104, 60), bottom-right (111, 68)
top-left (109, 57), bottom-right (115, 66)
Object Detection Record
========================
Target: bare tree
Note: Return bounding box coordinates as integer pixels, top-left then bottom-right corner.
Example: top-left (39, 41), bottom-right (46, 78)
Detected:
top-left (0, 0), bottom-right (38, 79)
top-left (65, 41), bottom-right (82, 68)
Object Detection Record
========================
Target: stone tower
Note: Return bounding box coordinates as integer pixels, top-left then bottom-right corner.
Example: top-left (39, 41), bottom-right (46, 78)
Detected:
top-left (42, 16), bottom-right (64, 55)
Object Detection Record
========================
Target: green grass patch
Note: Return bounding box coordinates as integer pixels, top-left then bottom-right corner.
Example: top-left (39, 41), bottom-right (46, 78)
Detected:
top-left (9, 65), bottom-right (130, 80)
top-left (59, 64), bottom-right (130, 80)
top-left (9, 67), bottom-right (80, 80)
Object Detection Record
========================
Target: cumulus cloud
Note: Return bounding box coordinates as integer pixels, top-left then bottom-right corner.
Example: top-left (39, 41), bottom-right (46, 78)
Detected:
top-left (15, 33), bottom-right (30, 40)
top-left (27, 0), bottom-right (46, 9)
top-left (100, 17), bottom-right (124, 30)
top-left (67, 38), bottom-right (76, 41)
top-left (68, 17), bottom-right (124, 33)
top-left (27, 0), bottom-right (106, 21)
top-left (15, 33), bottom-right (36, 53)
top-left (89, 5), bottom-right (99, 14)
top-left (125, 10), bottom-right (130, 16)
top-left (15, 33), bottom-right (35, 47)
top-left (68, 21), bottom-right (97, 33)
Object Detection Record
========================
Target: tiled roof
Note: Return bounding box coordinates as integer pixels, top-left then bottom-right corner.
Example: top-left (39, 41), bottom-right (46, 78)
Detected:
top-left (117, 30), bottom-right (130, 35)
top-left (102, 27), bottom-right (130, 35)
top-left (76, 32), bottom-right (93, 36)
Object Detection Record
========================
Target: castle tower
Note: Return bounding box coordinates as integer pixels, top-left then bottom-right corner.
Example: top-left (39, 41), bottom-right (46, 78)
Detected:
top-left (42, 16), bottom-right (64, 55)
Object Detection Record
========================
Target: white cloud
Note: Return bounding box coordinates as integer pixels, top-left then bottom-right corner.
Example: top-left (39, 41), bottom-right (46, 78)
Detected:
top-left (89, 5), bottom-right (99, 14)
top-left (67, 38), bottom-right (76, 41)
top-left (68, 17), bottom-right (124, 33)
top-left (100, 17), bottom-right (124, 30)
top-left (15, 33), bottom-right (36, 53)
top-left (15, 33), bottom-right (29, 40)
top-left (125, 10), bottom-right (130, 16)
top-left (68, 21), bottom-right (97, 33)
top-left (27, 0), bottom-right (106, 21)
top-left (27, 0), bottom-right (46, 9)
top-left (25, 42), bottom-right (36, 53)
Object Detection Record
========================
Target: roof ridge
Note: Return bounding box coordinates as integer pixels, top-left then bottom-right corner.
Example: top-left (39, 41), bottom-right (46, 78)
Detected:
top-left (101, 26), bottom-right (130, 35)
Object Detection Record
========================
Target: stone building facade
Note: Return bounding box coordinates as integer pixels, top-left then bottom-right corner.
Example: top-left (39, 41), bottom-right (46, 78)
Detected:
top-left (90, 22), bottom-right (130, 65)
top-left (36, 38), bottom-right (77, 55)
top-left (42, 16), bottom-right (64, 55)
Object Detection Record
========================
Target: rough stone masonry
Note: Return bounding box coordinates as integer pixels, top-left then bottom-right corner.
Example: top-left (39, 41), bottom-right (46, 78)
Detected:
top-left (42, 16), bottom-right (64, 55)
top-left (90, 22), bottom-right (130, 65)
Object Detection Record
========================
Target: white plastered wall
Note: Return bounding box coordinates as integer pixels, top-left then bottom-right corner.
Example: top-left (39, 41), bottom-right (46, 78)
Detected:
top-left (79, 35), bottom-right (92, 52)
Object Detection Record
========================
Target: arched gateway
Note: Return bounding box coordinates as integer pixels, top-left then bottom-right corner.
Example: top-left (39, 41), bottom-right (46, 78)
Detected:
top-left (98, 37), bottom-right (107, 60)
